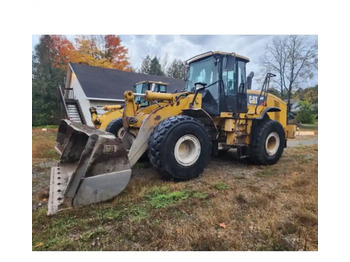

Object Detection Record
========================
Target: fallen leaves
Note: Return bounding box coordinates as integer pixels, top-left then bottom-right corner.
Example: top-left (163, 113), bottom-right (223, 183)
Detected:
top-left (35, 242), bottom-right (44, 248)
top-left (73, 234), bottom-right (81, 241)
top-left (219, 222), bottom-right (227, 228)
top-left (91, 237), bottom-right (101, 247)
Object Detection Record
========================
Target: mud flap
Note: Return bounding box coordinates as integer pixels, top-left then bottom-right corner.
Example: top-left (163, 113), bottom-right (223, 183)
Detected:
top-left (48, 120), bottom-right (131, 215)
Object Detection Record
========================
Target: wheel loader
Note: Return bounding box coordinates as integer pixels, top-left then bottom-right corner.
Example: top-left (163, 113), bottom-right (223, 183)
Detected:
top-left (89, 80), bottom-right (169, 138)
top-left (48, 51), bottom-right (296, 215)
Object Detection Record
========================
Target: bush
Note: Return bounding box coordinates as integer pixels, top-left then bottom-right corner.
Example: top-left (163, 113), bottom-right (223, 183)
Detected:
top-left (295, 101), bottom-right (316, 124)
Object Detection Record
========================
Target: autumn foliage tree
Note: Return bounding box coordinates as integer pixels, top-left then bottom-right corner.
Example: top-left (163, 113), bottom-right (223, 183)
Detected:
top-left (49, 35), bottom-right (75, 69)
top-left (72, 35), bottom-right (131, 70)
top-left (105, 35), bottom-right (130, 70)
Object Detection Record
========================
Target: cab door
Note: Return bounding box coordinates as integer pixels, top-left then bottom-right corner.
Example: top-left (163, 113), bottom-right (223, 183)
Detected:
top-left (236, 60), bottom-right (248, 113)
top-left (222, 56), bottom-right (247, 113)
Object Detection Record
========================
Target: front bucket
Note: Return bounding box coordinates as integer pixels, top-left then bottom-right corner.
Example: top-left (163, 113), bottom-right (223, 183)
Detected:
top-left (48, 120), bottom-right (131, 215)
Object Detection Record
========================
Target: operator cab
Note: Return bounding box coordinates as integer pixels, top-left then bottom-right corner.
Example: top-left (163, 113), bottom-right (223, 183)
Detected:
top-left (185, 51), bottom-right (250, 116)
top-left (134, 81), bottom-right (168, 107)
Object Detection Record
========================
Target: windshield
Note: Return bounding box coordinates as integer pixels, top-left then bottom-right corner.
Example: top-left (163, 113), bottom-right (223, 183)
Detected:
top-left (135, 83), bottom-right (149, 107)
top-left (186, 56), bottom-right (218, 92)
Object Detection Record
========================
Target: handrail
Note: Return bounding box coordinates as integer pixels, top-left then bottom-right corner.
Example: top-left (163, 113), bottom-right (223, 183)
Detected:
top-left (58, 85), bottom-right (69, 118)
top-left (75, 99), bottom-right (87, 125)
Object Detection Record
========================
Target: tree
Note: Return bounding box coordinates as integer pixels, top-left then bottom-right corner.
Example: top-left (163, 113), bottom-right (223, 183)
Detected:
top-left (50, 35), bottom-right (75, 69)
top-left (166, 59), bottom-right (186, 80)
top-left (72, 35), bottom-right (131, 71)
top-left (293, 85), bottom-right (318, 104)
top-left (267, 87), bottom-right (282, 98)
top-left (140, 55), bottom-right (151, 74)
top-left (104, 35), bottom-right (130, 70)
top-left (295, 101), bottom-right (316, 124)
top-left (259, 35), bottom-right (318, 119)
top-left (32, 35), bottom-right (66, 126)
top-left (303, 86), bottom-right (318, 104)
top-left (149, 57), bottom-right (164, 76)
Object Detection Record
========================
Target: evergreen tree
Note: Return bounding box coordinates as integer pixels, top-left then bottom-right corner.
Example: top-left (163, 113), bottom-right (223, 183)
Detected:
top-left (140, 55), bottom-right (151, 74)
top-left (149, 57), bottom-right (164, 76)
top-left (166, 59), bottom-right (186, 80)
top-left (32, 35), bottom-right (65, 126)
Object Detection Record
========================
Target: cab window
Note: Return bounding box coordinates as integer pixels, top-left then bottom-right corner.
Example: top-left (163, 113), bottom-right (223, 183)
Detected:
top-left (222, 56), bottom-right (236, 95)
top-left (237, 61), bottom-right (246, 93)
top-left (159, 85), bottom-right (167, 93)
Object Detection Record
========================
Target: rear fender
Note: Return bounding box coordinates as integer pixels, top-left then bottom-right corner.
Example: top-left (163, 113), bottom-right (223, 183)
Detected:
top-left (256, 107), bottom-right (281, 120)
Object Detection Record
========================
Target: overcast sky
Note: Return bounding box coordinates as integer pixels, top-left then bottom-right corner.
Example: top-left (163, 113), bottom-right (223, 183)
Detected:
top-left (32, 35), bottom-right (318, 88)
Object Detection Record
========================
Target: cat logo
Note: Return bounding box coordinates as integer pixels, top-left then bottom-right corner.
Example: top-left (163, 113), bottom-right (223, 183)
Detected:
top-left (248, 94), bottom-right (266, 106)
top-left (249, 95), bottom-right (258, 105)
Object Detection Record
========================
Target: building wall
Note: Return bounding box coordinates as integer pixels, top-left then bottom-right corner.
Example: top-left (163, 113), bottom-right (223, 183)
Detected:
top-left (69, 69), bottom-right (126, 126)
top-left (69, 72), bottom-right (93, 126)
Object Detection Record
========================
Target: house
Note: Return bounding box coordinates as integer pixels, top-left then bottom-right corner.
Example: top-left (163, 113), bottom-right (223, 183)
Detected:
top-left (288, 99), bottom-right (301, 113)
top-left (58, 63), bottom-right (186, 126)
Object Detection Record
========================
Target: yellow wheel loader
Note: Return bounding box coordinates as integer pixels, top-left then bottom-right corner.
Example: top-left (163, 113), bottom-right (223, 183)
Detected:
top-left (89, 81), bottom-right (169, 138)
top-left (48, 51), bottom-right (296, 215)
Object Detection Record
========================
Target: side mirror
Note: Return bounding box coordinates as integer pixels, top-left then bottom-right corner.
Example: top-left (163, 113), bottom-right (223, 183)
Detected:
top-left (190, 82), bottom-right (207, 107)
top-left (194, 82), bottom-right (207, 91)
top-left (245, 71), bottom-right (254, 90)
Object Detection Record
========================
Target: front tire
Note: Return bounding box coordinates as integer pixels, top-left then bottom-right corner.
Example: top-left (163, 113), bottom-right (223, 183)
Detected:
top-left (148, 115), bottom-right (212, 181)
top-left (249, 120), bottom-right (285, 165)
top-left (106, 118), bottom-right (125, 139)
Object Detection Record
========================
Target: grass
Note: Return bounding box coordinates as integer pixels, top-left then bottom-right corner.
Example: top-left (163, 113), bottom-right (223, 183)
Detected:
top-left (213, 182), bottom-right (230, 190)
top-left (192, 192), bottom-right (208, 199)
top-left (146, 186), bottom-right (190, 208)
top-left (32, 125), bottom-right (59, 129)
top-left (297, 122), bottom-right (318, 135)
top-left (32, 128), bottom-right (59, 159)
top-left (32, 128), bottom-right (318, 251)
top-left (298, 122), bottom-right (318, 130)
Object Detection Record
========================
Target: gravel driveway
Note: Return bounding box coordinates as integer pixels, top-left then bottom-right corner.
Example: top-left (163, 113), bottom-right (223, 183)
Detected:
top-left (287, 137), bottom-right (318, 147)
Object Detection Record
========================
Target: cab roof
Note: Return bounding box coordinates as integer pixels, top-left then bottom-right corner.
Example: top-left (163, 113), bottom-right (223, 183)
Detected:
top-left (186, 51), bottom-right (250, 64)
top-left (136, 80), bottom-right (169, 85)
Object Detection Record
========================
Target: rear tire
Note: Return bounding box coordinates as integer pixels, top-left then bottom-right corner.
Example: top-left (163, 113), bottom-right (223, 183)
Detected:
top-left (106, 118), bottom-right (125, 139)
top-left (249, 120), bottom-right (285, 165)
top-left (148, 115), bottom-right (212, 181)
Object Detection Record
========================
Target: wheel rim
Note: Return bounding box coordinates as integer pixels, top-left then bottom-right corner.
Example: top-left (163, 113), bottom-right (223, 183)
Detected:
top-left (117, 127), bottom-right (125, 139)
top-left (265, 132), bottom-right (280, 156)
top-left (174, 134), bottom-right (201, 166)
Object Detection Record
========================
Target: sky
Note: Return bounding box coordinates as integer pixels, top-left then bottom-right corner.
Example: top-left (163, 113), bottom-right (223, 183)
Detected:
top-left (32, 35), bottom-right (318, 89)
